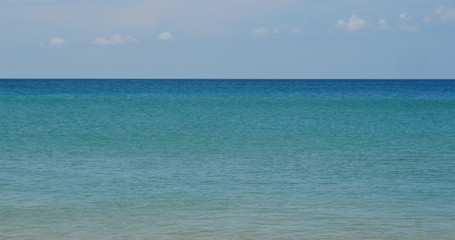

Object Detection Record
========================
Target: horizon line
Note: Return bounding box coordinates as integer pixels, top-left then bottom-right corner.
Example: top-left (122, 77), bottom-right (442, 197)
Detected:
top-left (1, 78), bottom-right (455, 81)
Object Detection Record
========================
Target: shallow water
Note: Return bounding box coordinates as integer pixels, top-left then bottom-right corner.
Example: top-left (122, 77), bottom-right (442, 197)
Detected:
top-left (1, 79), bottom-right (454, 239)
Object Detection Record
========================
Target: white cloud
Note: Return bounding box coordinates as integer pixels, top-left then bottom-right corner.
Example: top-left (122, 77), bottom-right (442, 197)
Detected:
top-left (250, 27), bottom-right (280, 37)
top-left (292, 27), bottom-right (301, 34)
top-left (125, 35), bottom-right (136, 42)
top-left (9, 0), bottom-right (296, 36)
top-left (251, 27), bottom-right (268, 36)
top-left (401, 24), bottom-right (420, 32)
top-left (50, 37), bottom-right (65, 46)
top-left (423, 15), bottom-right (433, 23)
top-left (398, 12), bottom-right (419, 32)
top-left (378, 19), bottom-right (388, 29)
top-left (434, 3), bottom-right (455, 20)
top-left (158, 32), bottom-right (173, 41)
top-left (400, 12), bottom-right (411, 21)
top-left (92, 34), bottom-right (136, 45)
top-left (335, 15), bottom-right (366, 31)
top-left (92, 37), bottom-right (111, 45)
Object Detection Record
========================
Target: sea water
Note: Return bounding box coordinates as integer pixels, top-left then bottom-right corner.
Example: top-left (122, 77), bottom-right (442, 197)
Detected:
top-left (1, 79), bottom-right (454, 239)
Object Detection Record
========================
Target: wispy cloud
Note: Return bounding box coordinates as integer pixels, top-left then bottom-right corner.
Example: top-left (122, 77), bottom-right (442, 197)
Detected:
top-left (292, 27), bottom-right (301, 34)
top-left (378, 19), bottom-right (388, 29)
top-left (7, 0), bottom-right (296, 35)
top-left (50, 37), bottom-right (65, 46)
top-left (335, 15), bottom-right (365, 31)
top-left (434, 3), bottom-right (455, 20)
top-left (250, 27), bottom-right (279, 37)
top-left (92, 34), bottom-right (136, 45)
top-left (423, 15), bottom-right (433, 23)
top-left (401, 24), bottom-right (420, 32)
top-left (158, 32), bottom-right (173, 41)
top-left (251, 27), bottom-right (268, 36)
top-left (400, 12), bottom-right (411, 21)
top-left (399, 12), bottom-right (419, 32)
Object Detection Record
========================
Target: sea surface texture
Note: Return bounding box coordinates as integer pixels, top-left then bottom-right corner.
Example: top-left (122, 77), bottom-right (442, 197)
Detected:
top-left (1, 79), bottom-right (454, 239)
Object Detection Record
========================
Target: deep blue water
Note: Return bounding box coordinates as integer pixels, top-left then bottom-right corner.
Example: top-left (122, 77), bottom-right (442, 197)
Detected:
top-left (1, 79), bottom-right (454, 239)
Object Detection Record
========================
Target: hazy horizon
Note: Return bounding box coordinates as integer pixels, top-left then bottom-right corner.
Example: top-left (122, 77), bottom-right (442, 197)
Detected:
top-left (1, 0), bottom-right (455, 79)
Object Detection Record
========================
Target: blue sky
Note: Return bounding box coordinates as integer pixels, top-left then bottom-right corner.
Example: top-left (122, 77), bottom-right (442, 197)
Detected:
top-left (1, 0), bottom-right (454, 79)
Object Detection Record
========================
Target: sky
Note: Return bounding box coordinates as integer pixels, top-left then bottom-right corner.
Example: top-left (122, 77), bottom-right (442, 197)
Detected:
top-left (1, 0), bottom-right (455, 79)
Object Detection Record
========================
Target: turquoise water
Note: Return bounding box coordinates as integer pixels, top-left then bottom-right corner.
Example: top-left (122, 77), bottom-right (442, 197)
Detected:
top-left (1, 79), bottom-right (454, 239)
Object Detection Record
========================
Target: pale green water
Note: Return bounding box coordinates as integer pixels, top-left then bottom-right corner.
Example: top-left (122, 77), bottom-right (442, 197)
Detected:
top-left (1, 79), bottom-right (455, 239)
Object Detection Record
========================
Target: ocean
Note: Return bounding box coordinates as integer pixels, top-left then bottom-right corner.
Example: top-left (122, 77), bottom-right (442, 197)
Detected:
top-left (1, 79), bottom-right (454, 239)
